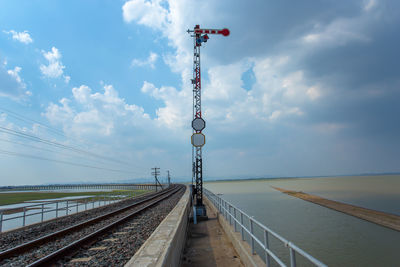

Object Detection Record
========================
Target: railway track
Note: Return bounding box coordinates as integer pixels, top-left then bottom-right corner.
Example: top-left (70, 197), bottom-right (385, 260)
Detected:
top-left (0, 184), bottom-right (184, 266)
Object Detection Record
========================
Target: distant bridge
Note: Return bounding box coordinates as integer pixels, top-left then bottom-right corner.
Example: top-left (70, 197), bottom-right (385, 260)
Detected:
top-left (0, 183), bottom-right (160, 191)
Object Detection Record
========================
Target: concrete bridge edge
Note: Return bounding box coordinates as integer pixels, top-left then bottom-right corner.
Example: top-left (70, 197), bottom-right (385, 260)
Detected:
top-left (125, 185), bottom-right (191, 267)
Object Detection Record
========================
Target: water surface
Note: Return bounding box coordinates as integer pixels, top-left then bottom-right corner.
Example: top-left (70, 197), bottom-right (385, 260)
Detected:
top-left (205, 175), bottom-right (400, 266)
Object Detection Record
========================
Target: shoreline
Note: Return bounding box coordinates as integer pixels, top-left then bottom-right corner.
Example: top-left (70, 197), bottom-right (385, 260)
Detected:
top-left (204, 173), bottom-right (400, 184)
top-left (271, 186), bottom-right (400, 232)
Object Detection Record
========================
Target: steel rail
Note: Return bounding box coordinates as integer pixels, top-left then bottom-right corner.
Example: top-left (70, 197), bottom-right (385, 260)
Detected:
top-left (0, 185), bottom-right (179, 261)
top-left (26, 185), bottom-right (183, 266)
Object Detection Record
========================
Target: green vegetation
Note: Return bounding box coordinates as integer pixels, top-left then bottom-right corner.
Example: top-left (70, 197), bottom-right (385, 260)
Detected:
top-left (0, 189), bottom-right (149, 206)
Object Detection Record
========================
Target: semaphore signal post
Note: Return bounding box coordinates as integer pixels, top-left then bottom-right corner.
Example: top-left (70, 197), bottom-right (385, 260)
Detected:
top-left (187, 25), bottom-right (229, 219)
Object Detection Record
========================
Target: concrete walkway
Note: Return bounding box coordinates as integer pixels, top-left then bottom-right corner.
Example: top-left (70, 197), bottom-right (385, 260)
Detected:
top-left (181, 201), bottom-right (244, 267)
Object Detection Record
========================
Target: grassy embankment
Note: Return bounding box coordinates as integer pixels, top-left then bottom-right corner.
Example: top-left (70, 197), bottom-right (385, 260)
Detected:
top-left (272, 186), bottom-right (400, 232)
top-left (0, 189), bottom-right (149, 206)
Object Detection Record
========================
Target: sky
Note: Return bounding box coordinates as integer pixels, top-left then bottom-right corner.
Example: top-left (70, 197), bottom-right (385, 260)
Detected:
top-left (0, 0), bottom-right (399, 185)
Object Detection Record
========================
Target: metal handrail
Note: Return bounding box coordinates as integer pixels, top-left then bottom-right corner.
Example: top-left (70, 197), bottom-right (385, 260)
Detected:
top-left (204, 188), bottom-right (327, 267)
top-left (0, 191), bottom-right (149, 232)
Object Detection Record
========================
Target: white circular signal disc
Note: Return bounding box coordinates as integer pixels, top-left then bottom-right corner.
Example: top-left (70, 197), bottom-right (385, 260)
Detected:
top-left (191, 133), bottom-right (206, 147)
top-left (192, 118), bottom-right (206, 131)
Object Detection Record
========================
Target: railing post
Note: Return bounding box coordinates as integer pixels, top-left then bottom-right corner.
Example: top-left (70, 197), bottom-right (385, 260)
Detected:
top-left (223, 201), bottom-right (226, 218)
top-left (229, 205), bottom-right (232, 225)
top-left (23, 207), bottom-right (26, 227)
top-left (234, 208), bottom-right (237, 232)
top-left (56, 202), bottom-right (59, 218)
top-left (240, 212), bottom-right (244, 241)
top-left (290, 247), bottom-right (296, 267)
top-left (264, 230), bottom-right (271, 267)
top-left (66, 201), bottom-right (69, 216)
top-left (250, 218), bottom-right (255, 254)
top-left (92, 198), bottom-right (95, 209)
top-left (0, 211), bottom-right (3, 232)
top-left (41, 204), bottom-right (44, 222)
top-left (85, 201), bottom-right (87, 211)
top-left (76, 201), bottom-right (78, 213)
top-left (224, 202), bottom-right (228, 219)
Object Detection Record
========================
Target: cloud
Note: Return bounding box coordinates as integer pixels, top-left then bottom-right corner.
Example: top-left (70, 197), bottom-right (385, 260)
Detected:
top-left (45, 84), bottom-right (152, 137)
top-left (363, 0), bottom-right (377, 11)
top-left (120, 0), bottom-right (400, 177)
top-left (0, 61), bottom-right (31, 99)
top-left (3, 30), bottom-right (33, 44)
top-left (122, 0), bottom-right (168, 30)
top-left (306, 86), bottom-right (322, 101)
top-left (122, 0), bottom-right (321, 131)
top-left (40, 47), bottom-right (65, 78)
top-left (64, 75), bottom-right (71, 84)
top-left (43, 83), bottom-right (191, 177)
top-left (140, 81), bottom-right (190, 129)
top-left (301, 18), bottom-right (371, 48)
top-left (131, 52), bottom-right (158, 69)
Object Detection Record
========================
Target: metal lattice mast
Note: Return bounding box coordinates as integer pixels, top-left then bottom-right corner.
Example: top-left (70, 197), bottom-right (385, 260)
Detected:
top-left (188, 25), bottom-right (229, 215)
top-left (193, 25), bottom-right (203, 207)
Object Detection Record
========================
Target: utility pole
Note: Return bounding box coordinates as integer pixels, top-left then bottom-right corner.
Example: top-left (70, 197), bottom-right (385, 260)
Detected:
top-left (167, 170), bottom-right (171, 187)
top-left (187, 25), bottom-right (229, 219)
top-left (151, 167), bottom-right (162, 191)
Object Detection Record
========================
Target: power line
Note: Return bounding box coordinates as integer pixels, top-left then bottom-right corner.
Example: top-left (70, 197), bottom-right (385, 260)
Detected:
top-left (0, 107), bottom-right (148, 171)
top-left (0, 107), bottom-right (67, 138)
top-left (0, 138), bottom-right (120, 167)
top-left (0, 126), bottom-right (127, 166)
top-left (0, 148), bottom-right (146, 175)
top-left (0, 107), bottom-right (135, 166)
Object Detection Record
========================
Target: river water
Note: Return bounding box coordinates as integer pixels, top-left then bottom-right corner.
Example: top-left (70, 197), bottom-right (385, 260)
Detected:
top-left (205, 175), bottom-right (400, 266)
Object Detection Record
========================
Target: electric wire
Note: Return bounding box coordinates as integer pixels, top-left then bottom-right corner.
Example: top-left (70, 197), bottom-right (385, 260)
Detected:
top-left (0, 126), bottom-right (127, 165)
top-left (0, 138), bottom-right (121, 167)
top-left (0, 149), bottom-right (146, 175)
top-left (0, 107), bottom-right (67, 138)
top-left (0, 107), bottom-right (148, 173)
top-left (0, 107), bottom-right (133, 166)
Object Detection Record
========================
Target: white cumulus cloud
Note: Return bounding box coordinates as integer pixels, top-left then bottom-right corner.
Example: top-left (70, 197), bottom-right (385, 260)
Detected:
top-left (0, 61), bottom-right (31, 99)
top-left (3, 30), bottom-right (33, 44)
top-left (140, 81), bottom-right (190, 129)
top-left (131, 52), bottom-right (158, 69)
top-left (122, 0), bottom-right (168, 30)
top-left (40, 47), bottom-right (65, 78)
top-left (45, 84), bottom-right (151, 137)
